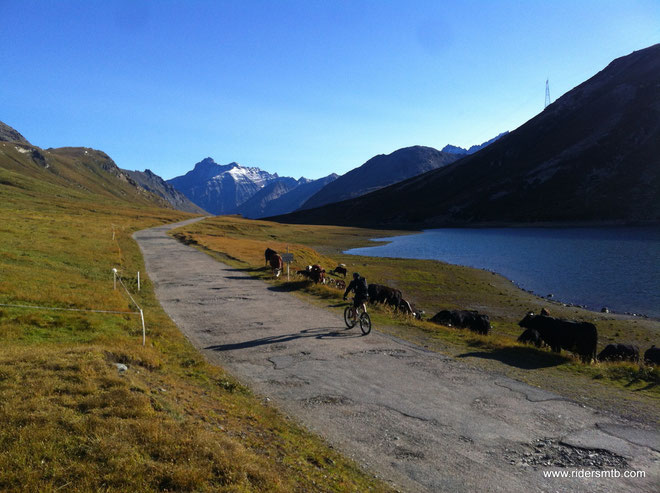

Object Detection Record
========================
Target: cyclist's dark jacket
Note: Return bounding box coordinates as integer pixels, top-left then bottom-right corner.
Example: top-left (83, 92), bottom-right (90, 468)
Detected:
top-left (344, 276), bottom-right (368, 300)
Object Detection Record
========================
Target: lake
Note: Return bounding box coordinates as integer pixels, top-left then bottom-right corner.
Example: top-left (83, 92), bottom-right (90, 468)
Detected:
top-left (345, 227), bottom-right (660, 319)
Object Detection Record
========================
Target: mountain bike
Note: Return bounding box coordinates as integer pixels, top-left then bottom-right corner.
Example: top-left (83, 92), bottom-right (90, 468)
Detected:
top-left (343, 298), bottom-right (371, 335)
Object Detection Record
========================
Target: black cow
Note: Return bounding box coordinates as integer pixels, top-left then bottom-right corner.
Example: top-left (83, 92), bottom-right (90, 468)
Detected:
top-left (597, 344), bottom-right (640, 363)
top-left (264, 248), bottom-right (277, 266)
top-left (517, 328), bottom-right (544, 348)
top-left (431, 310), bottom-right (491, 335)
top-left (518, 313), bottom-right (597, 363)
top-left (330, 265), bottom-right (347, 277)
top-left (367, 284), bottom-right (402, 310)
top-left (644, 345), bottom-right (660, 365)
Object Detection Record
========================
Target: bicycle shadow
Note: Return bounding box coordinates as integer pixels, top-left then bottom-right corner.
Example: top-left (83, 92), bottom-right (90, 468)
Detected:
top-left (204, 326), bottom-right (364, 352)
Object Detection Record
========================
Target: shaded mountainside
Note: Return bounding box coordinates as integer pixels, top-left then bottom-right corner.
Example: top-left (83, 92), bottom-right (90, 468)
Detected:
top-left (0, 120), bottom-right (30, 145)
top-left (0, 140), bottom-right (178, 210)
top-left (237, 173), bottom-right (339, 219)
top-left (273, 45), bottom-right (660, 228)
top-left (123, 169), bottom-right (207, 214)
top-left (167, 158), bottom-right (280, 215)
top-left (300, 146), bottom-right (460, 210)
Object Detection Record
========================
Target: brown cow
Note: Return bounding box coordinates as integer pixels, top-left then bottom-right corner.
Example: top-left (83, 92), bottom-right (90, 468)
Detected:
top-left (310, 264), bottom-right (325, 284)
top-left (264, 248), bottom-right (277, 266)
top-left (270, 253), bottom-right (283, 277)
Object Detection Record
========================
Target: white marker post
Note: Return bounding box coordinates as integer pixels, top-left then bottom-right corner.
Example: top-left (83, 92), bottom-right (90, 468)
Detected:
top-left (139, 308), bottom-right (146, 346)
top-left (112, 268), bottom-right (117, 290)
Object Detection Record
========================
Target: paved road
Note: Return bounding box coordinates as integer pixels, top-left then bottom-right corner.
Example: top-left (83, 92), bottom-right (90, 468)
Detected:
top-left (135, 219), bottom-right (659, 492)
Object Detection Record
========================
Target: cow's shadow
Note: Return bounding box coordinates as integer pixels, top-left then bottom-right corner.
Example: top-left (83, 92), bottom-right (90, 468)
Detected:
top-left (457, 347), bottom-right (570, 369)
top-left (205, 326), bottom-right (363, 352)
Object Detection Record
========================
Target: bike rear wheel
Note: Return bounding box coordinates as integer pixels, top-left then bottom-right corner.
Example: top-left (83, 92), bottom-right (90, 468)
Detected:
top-left (359, 312), bottom-right (372, 335)
top-left (344, 306), bottom-right (356, 328)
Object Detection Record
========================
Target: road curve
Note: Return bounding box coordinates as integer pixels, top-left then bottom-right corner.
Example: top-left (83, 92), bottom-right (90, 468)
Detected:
top-left (135, 218), bottom-right (659, 493)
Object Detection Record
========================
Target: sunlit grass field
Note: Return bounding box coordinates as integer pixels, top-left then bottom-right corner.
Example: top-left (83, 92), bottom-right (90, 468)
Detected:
top-left (0, 147), bottom-right (391, 492)
top-left (172, 215), bottom-right (659, 424)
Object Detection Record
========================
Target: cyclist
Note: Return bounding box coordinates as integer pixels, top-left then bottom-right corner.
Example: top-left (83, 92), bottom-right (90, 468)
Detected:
top-left (343, 272), bottom-right (369, 322)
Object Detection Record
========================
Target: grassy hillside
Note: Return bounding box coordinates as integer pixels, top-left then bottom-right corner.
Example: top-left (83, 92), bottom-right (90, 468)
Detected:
top-left (0, 143), bottom-right (389, 492)
top-left (172, 216), bottom-right (659, 424)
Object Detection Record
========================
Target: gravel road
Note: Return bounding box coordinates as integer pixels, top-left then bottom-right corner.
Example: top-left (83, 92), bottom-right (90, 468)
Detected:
top-left (135, 218), bottom-right (659, 492)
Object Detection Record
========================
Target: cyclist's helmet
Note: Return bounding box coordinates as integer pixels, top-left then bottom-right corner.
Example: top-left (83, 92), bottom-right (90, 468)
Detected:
top-left (353, 272), bottom-right (360, 279)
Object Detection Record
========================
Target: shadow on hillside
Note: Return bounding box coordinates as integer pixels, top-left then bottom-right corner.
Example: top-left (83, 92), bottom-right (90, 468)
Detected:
top-left (225, 267), bottom-right (263, 273)
top-left (205, 326), bottom-right (363, 352)
top-left (457, 346), bottom-right (569, 369)
top-left (267, 281), bottom-right (310, 292)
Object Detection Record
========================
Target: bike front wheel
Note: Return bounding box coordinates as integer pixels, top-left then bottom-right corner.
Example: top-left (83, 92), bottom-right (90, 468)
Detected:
top-left (344, 306), bottom-right (357, 328)
top-left (359, 312), bottom-right (372, 335)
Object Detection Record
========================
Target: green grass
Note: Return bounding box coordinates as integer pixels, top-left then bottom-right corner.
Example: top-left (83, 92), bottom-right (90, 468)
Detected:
top-left (172, 215), bottom-right (660, 424)
top-left (0, 146), bottom-right (391, 492)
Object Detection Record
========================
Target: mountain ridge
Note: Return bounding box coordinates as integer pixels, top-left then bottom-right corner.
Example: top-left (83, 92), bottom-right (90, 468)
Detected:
top-left (123, 168), bottom-right (207, 214)
top-left (0, 120), bottom-right (30, 145)
top-left (442, 132), bottom-right (509, 155)
top-left (270, 44), bottom-right (660, 228)
top-left (167, 158), bottom-right (281, 215)
top-left (237, 174), bottom-right (339, 218)
top-left (300, 145), bottom-right (461, 210)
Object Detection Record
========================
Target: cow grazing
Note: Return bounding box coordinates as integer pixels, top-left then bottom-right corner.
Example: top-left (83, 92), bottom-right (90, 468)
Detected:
top-left (431, 310), bottom-right (491, 335)
top-left (518, 313), bottom-right (597, 363)
top-left (597, 344), bottom-right (640, 363)
top-left (517, 328), bottom-right (544, 348)
top-left (310, 264), bottom-right (326, 284)
top-left (399, 299), bottom-right (423, 319)
top-left (330, 265), bottom-right (347, 277)
top-left (368, 284), bottom-right (402, 310)
top-left (269, 253), bottom-right (283, 277)
top-left (644, 345), bottom-right (660, 365)
top-left (264, 248), bottom-right (278, 266)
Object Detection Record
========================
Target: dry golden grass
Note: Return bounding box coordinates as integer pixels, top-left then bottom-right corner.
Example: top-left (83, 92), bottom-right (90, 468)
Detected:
top-left (0, 153), bottom-right (391, 492)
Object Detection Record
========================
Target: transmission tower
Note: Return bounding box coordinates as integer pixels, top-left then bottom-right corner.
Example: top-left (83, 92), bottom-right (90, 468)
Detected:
top-left (545, 78), bottom-right (551, 109)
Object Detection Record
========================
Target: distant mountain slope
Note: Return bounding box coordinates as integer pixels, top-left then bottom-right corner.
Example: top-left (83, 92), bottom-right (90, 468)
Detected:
top-left (261, 173), bottom-right (339, 217)
top-left (0, 120), bottom-right (30, 145)
top-left (273, 44), bottom-right (660, 228)
top-left (167, 158), bottom-right (280, 215)
top-left (237, 173), bottom-right (339, 218)
top-left (0, 141), bottom-right (177, 210)
top-left (236, 177), bottom-right (301, 218)
top-left (442, 132), bottom-right (509, 156)
top-left (300, 146), bottom-right (460, 210)
top-left (123, 168), bottom-right (207, 214)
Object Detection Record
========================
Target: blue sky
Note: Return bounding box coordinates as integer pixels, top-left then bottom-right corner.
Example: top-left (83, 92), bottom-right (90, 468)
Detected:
top-left (1, 1), bottom-right (658, 180)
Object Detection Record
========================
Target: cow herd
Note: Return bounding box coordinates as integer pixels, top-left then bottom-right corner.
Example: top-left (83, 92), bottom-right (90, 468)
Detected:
top-left (262, 248), bottom-right (659, 366)
top-left (516, 311), bottom-right (659, 365)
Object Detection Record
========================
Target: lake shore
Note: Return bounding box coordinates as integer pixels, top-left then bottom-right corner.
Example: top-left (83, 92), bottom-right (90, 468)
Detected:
top-left (345, 226), bottom-right (660, 320)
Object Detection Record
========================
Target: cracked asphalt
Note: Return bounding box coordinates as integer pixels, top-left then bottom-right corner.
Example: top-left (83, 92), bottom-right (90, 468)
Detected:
top-left (135, 218), bottom-right (659, 492)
